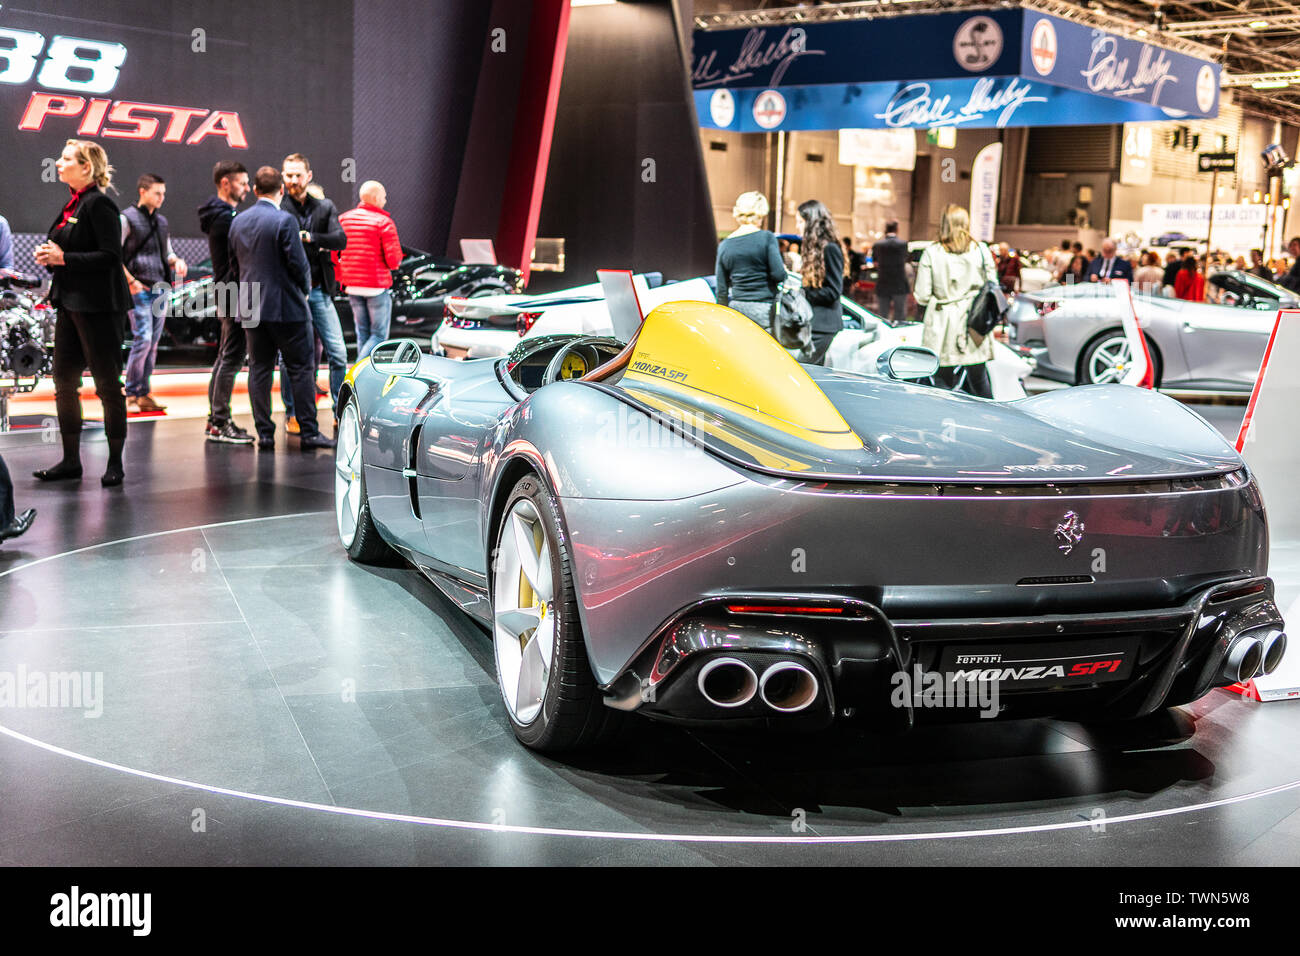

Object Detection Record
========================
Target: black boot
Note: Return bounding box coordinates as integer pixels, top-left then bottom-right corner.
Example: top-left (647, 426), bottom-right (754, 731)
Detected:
top-left (33, 432), bottom-right (83, 482)
top-left (102, 436), bottom-right (125, 487)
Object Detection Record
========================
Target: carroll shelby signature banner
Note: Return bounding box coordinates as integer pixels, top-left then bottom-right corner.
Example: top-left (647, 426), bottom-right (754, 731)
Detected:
top-left (692, 8), bottom-right (1219, 132)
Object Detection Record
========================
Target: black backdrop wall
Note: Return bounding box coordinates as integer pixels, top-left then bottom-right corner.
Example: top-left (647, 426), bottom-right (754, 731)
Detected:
top-left (1, 0), bottom-right (714, 286)
top-left (531, 0), bottom-right (716, 292)
top-left (0, 0), bottom-right (491, 254)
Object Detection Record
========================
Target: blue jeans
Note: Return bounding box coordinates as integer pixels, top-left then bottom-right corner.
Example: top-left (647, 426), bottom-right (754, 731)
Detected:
top-left (351, 291), bottom-right (392, 360)
top-left (282, 287), bottom-right (348, 417)
top-left (125, 288), bottom-right (166, 397)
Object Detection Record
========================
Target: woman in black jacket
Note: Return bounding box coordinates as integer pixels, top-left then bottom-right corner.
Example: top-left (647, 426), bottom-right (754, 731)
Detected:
top-left (33, 139), bottom-right (131, 487)
top-left (796, 199), bottom-right (844, 365)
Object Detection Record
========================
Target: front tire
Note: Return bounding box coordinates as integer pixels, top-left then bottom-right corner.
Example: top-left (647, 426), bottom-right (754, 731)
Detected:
top-left (335, 399), bottom-right (391, 563)
top-left (491, 475), bottom-right (621, 752)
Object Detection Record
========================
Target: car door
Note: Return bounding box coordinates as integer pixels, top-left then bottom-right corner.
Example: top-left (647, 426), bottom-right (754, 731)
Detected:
top-left (363, 374), bottom-right (437, 550)
top-left (414, 366), bottom-right (514, 579)
top-left (1177, 275), bottom-right (1277, 388)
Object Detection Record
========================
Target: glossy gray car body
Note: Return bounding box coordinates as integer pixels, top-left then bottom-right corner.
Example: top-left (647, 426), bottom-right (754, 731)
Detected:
top-left (341, 327), bottom-right (1280, 727)
top-left (1006, 271), bottom-right (1294, 390)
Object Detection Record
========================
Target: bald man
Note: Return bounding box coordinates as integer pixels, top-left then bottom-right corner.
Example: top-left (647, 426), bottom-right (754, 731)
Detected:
top-left (336, 181), bottom-right (404, 358)
top-left (1087, 238), bottom-right (1133, 283)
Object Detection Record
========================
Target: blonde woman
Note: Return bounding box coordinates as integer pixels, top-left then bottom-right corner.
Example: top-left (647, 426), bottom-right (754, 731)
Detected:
top-left (913, 204), bottom-right (996, 398)
top-left (714, 190), bottom-right (786, 333)
top-left (32, 140), bottom-right (132, 485)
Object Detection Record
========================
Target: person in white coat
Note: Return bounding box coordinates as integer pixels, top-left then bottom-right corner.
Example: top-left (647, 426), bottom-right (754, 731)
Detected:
top-left (913, 204), bottom-right (996, 398)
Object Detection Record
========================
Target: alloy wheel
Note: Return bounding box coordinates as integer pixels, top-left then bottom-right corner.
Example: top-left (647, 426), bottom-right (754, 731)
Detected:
top-left (1087, 335), bottom-right (1132, 385)
top-left (335, 402), bottom-right (362, 547)
top-left (492, 498), bottom-right (557, 724)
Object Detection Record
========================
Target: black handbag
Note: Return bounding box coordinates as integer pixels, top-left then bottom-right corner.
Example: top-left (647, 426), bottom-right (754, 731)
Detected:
top-left (965, 244), bottom-right (1007, 344)
top-left (771, 273), bottom-right (813, 352)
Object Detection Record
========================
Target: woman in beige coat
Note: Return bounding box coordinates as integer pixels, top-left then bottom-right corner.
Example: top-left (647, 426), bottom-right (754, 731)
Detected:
top-left (913, 204), bottom-right (996, 398)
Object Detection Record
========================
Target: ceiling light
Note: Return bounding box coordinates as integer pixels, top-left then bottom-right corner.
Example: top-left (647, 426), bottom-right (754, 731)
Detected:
top-left (1249, 20), bottom-right (1270, 30)
top-left (1253, 79), bottom-right (1291, 89)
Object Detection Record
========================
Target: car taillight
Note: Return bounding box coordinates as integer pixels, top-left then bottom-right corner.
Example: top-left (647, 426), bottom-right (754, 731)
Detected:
top-left (725, 604), bottom-right (845, 616)
top-left (516, 311), bottom-right (542, 335)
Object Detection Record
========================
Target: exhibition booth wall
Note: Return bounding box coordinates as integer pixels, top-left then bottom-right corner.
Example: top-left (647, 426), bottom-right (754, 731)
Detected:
top-left (0, 0), bottom-right (572, 274)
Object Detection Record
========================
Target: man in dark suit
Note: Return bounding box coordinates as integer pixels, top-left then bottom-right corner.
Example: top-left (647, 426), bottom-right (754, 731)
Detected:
top-left (1278, 238), bottom-right (1300, 292)
top-left (871, 221), bottom-right (909, 322)
top-left (1086, 239), bottom-right (1134, 283)
top-left (0, 453), bottom-right (36, 543)
top-left (228, 167), bottom-right (335, 450)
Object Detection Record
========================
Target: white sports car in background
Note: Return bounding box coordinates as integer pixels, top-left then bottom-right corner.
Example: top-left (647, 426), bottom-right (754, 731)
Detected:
top-left (434, 274), bottom-right (1032, 400)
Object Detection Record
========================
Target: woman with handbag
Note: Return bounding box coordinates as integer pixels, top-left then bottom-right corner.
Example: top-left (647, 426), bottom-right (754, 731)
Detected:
top-left (913, 204), bottom-right (997, 398)
top-left (32, 139), bottom-right (132, 486)
top-left (795, 199), bottom-right (844, 365)
top-left (715, 191), bottom-right (786, 334)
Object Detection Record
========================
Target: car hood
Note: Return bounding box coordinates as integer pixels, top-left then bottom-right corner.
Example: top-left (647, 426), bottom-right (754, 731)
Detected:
top-left (611, 368), bottom-right (1243, 484)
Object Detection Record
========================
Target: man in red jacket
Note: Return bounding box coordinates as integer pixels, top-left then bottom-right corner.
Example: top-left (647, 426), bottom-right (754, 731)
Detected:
top-left (335, 181), bottom-right (403, 358)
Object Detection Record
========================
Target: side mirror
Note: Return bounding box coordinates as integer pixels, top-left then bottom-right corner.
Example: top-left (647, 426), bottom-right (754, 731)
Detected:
top-left (877, 345), bottom-right (940, 380)
top-left (369, 338), bottom-right (423, 377)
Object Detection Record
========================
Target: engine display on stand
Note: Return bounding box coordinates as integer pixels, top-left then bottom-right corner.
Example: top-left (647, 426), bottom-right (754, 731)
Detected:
top-left (0, 270), bottom-right (54, 433)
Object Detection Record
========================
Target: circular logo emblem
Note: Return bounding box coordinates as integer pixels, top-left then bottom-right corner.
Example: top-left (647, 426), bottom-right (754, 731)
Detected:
top-left (752, 89), bottom-right (787, 130)
top-left (954, 16), bottom-right (1003, 72)
top-left (1029, 19), bottom-right (1057, 76)
top-left (709, 88), bottom-right (736, 128)
top-left (1196, 65), bottom-right (1217, 113)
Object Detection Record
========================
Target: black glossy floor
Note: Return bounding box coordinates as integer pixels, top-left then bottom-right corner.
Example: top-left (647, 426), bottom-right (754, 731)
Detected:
top-left (1, 413), bottom-right (1299, 866)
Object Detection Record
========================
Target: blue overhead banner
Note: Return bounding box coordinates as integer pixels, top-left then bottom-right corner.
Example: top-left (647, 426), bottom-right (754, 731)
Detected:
top-left (697, 78), bottom-right (1172, 133)
top-left (692, 9), bottom-right (1220, 131)
top-left (1020, 13), bottom-right (1220, 117)
top-left (691, 10), bottom-right (1025, 90)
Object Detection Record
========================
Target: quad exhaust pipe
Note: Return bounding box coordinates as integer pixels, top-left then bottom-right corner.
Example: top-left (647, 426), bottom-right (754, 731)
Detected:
top-left (759, 661), bottom-right (820, 713)
top-left (697, 657), bottom-right (758, 708)
top-left (1223, 635), bottom-right (1263, 683)
top-left (1223, 635), bottom-right (1264, 683)
top-left (1222, 628), bottom-right (1288, 683)
top-left (697, 657), bottom-right (820, 713)
top-left (1260, 629), bottom-right (1287, 678)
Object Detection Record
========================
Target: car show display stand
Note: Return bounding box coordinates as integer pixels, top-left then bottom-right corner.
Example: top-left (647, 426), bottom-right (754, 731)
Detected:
top-left (1234, 308), bottom-right (1300, 702)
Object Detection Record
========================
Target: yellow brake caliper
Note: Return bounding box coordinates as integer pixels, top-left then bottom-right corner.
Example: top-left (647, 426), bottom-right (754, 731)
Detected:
top-left (518, 518), bottom-right (546, 651)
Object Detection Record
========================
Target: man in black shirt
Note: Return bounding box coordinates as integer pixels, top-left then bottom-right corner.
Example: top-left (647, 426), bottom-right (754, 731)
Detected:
top-left (198, 160), bottom-right (254, 444)
top-left (279, 153), bottom-right (347, 432)
top-left (1278, 238), bottom-right (1300, 292)
top-left (1248, 248), bottom-right (1273, 281)
top-left (121, 173), bottom-right (187, 413)
top-left (872, 221), bottom-right (909, 322)
top-left (1161, 250), bottom-right (1183, 290)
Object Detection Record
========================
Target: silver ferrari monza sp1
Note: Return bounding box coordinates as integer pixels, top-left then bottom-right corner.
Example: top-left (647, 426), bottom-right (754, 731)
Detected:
top-left (335, 299), bottom-right (1286, 752)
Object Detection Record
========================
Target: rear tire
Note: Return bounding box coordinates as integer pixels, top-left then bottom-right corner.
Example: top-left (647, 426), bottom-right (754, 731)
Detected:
top-left (491, 474), bottom-right (622, 752)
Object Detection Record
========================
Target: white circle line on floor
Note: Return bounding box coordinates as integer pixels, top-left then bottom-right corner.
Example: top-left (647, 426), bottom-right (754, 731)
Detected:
top-left (0, 510), bottom-right (330, 580)
top-left (2, 721), bottom-right (1300, 844)
top-left (4, 511), bottom-right (1300, 845)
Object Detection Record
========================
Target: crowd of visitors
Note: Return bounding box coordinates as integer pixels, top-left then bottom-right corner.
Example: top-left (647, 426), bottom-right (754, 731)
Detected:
top-left (5, 138), bottom-right (405, 502)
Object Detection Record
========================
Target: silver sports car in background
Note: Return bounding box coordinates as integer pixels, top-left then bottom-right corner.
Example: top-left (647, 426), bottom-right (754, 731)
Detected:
top-left (1006, 270), bottom-right (1294, 390)
top-left (337, 300), bottom-right (1285, 753)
